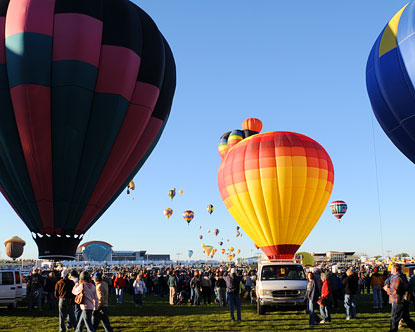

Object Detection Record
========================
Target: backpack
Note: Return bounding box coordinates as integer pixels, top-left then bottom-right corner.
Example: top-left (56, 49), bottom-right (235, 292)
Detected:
top-left (74, 285), bottom-right (84, 305)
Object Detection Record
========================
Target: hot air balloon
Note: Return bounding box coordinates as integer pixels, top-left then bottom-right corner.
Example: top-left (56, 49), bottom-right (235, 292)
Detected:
top-left (164, 208), bottom-right (173, 219)
top-left (126, 180), bottom-right (135, 194)
top-left (188, 250), bottom-right (193, 259)
top-left (213, 229), bottom-right (219, 236)
top-left (295, 251), bottom-right (315, 267)
top-left (183, 210), bottom-right (194, 225)
top-left (4, 236), bottom-right (25, 260)
top-left (236, 231), bottom-right (240, 237)
top-left (218, 119), bottom-right (334, 260)
top-left (207, 204), bottom-right (214, 215)
top-left (366, 2), bottom-right (415, 164)
top-left (168, 188), bottom-right (176, 200)
top-left (221, 249), bottom-right (226, 254)
top-left (214, 248), bottom-right (217, 253)
top-left (199, 235), bottom-right (203, 240)
top-left (236, 249), bottom-right (240, 254)
top-left (211, 250), bottom-right (216, 258)
top-left (0, 1), bottom-right (176, 260)
top-left (229, 246), bottom-right (234, 253)
top-left (202, 245), bottom-right (213, 257)
top-left (232, 253), bottom-right (235, 258)
top-left (330, 201), bottom-right (347, 221)
top-left (227, 254), bottom-right (233, 261)
top-left (236, 226), bottom-right (240, 231)
top-left (207, 229), bottom-right (211, 233)
top-left (218, 241), bottom-right (223, 246)
top-left (179, 189), bottom-right (183, 195)
top-left (254, 244), bottom-right (259, 249)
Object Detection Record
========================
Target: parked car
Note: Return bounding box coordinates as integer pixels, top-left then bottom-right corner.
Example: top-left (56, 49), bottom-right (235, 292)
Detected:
top-left (0, 269), bottom-right (26, 308)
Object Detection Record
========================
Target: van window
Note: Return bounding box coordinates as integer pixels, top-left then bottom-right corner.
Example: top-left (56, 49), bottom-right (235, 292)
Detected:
top-left (0, 272), bottom-right (14, 285)
top-left (15, 271), bottom-right (21, 284)
top-left (261, 265), bottom-right (306, 281)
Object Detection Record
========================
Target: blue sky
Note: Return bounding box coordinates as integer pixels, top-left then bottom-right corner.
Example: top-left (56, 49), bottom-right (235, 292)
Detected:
top-left (1, 0), bottom-right (414, 260)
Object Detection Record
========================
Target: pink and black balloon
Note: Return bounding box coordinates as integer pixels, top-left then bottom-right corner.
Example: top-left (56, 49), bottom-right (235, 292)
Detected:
top-left (0, 0), bottom-right (176, 260)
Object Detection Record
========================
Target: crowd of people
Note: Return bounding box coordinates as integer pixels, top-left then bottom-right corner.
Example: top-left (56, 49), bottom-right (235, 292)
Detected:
top-left (22, 261), bottom-right (415, 332)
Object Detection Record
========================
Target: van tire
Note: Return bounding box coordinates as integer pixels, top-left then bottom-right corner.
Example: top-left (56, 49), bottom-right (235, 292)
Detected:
top-left (257, 301), bottom-right (266, 315)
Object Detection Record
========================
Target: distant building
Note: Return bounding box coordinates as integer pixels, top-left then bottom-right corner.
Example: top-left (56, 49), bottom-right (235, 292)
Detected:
top-left (312, 251), bottom-right (355, 263)
top-left (76, 241), bottom-right (170, 262)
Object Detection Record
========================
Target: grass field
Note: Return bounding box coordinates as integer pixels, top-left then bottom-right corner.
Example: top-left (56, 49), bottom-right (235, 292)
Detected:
top-left (0, 292), bottom-right (399, 332)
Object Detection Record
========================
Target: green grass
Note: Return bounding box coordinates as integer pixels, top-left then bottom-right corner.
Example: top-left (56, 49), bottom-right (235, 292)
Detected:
top-left (0, 293), bottom-right (399, 332)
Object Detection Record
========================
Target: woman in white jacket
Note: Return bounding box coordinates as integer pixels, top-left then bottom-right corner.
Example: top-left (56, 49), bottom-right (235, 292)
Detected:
top-left (133, 274), bottom-right (146, 307)
top-left (72, 271), bottom-right (98, 332)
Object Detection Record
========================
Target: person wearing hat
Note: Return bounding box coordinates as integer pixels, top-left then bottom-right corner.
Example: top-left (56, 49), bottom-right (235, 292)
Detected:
top-left (72, 271), bottom-right (98, 332)
top-left (92, 272), bottom-right (113, 332)
top-left (55, 269), bottom-right (76, 332)
top-left (224, 268), bottom-right (242, 322)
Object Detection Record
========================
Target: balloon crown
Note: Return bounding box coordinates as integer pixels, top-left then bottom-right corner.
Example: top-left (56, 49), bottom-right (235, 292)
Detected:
top-left (218, 118), bottom-right (263, 159)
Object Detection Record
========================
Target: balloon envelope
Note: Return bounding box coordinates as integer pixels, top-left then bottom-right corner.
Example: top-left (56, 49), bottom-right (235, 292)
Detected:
top-left (366, 2), bottom-right (415, 164)
top-left (168, 188), bottom-right (176, 200)
top-left (330, 201), bottom-right (347, 221)
top-left (218, 122), bottom-right (334, 260)
top-left (4, 236), bottom-right (25, 260)
top-left (0, 1), bottom-right (176, 260)
top-left (202, 245), bottom-right (213, 257)
top-left (183, 210), bottom-right (194, 224)
top-left (296, 251), bottom-right (315, 267)
top-left (188, 250), bottom-right (193, 258)
top-left (207, 204), bottom-right (214, 214)
top-left (213, 229), bottom-right (219, 236)
top-left (164, 208), bottom-right (173, 219)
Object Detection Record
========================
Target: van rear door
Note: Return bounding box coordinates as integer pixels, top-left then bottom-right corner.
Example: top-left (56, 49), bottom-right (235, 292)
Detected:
top-left (14, 271), bottom-right (24, 300)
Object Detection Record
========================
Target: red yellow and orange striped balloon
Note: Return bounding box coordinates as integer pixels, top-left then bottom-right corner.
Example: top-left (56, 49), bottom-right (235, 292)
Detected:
top-left (218, 118), bottom-right (334, 260)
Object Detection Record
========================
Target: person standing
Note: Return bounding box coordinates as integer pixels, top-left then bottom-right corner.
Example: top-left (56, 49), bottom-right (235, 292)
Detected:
top-left (244, 272), bottom-right (253, 304)
top-left (319, 273), bottom-right (332, 324)
top-left (55, 269), bottom-right (76, 332)
top-left (384, 263), bottom-right (415, 332)
top-left (215, 272), bottom-right (227, 307)
top-left (72, 271), bottom-right (98, 332)
top-left (28, 268), bottom-right (44, 311)
top-left (200, 273), bottom-right (212, 305)
top-left (343, 269), bottom-right (358, 320)
top-left (69, 270), bottom-right (82, 329)
top-left (113, 273), bottom-right (126, 304)
top-left (167, 270), bottom-right (178, 305)
top-left (133, 274), bottom-right (146, 308)
top-left (45, 272), bottom-right (57, 310)
top-left (305, 272), bottom-right (321, 326)
top-left (224, 268), bottom-right (242, 322)
top-left (190, 271), bottom-right (201, 305)
top-left (92, 272), bottom-right (113, 332)
top-left (371, 267), bottom-right (384, 309)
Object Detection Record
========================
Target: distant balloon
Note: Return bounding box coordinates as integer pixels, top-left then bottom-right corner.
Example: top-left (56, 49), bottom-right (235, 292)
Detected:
top-left (126, 180), bottom-right (135, 195)
top-left (168, 188), bottom-right (176, 200)
top-left (236, 249), bottom-right (240, 254)
top-left (221, 249), bottom-right (226, 254)
top-left (199, 226), bottom-right (202, 230)
top-left (236, 226), bottom-right (240, 231)
top-left (218, 241), bottom-right (223, 246)
top-left (179, 190), bottom-right (184, 195)
top-left (183, 210), bottom-right (194, 225)
top-left (295, 251), bottom-right (315, 267)
top-left (207, 229), bottom-right (211, 233)
top-left (4, 236), bottom-right (25, 260)
top-left (213, 229), bottom-right (220, 236)
top-left (163, 208), bottom-right (173, 219)
top-left (201, 245), bottom-right (214, 257)
top-left (236, 231), bottom-right (240, 237)
top-left (227, 254), bottom-right (233, 261)
top-left (207, 204), bottom-right (214, 215)
top-left (199, 235), bottom-right (203, 240)
top-left (229, 247), bottom-right (234, 252)
top-left (188, 250), bottom-right (194, 258)
top-left (330, 200), bottom-right (347, 221)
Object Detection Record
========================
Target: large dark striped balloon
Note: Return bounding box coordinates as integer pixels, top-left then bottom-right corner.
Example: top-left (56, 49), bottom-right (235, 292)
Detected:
top-left (0, 0), bottom-right (176, 260)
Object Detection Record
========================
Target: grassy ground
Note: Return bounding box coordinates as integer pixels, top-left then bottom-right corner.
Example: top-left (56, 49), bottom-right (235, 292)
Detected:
top-left (0, 292), bottom-right (400, 332)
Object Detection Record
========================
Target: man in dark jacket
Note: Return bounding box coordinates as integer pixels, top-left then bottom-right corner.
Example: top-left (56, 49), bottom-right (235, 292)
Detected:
top-left (342, 269), bottom-right (358, 320)
top-left (190, 271), bottom-right (201, 305)
top-left (305, 272), bottom-right (321, 326)
top-left (167, 270), bottom-right (178, 305)
top-left (224, 268), bottom-right (242, 322)
top-left (55, 269), bottom-right (76, 332)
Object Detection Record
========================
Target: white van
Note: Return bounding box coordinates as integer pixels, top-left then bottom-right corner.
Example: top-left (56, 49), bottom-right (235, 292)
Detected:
top-left (256, 256), bottom-right (307, 315)
top-left (0, 269), bottom-right (26, 308)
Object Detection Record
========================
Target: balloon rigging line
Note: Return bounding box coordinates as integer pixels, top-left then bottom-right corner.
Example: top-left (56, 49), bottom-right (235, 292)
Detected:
top-left (371, 113), bottom-right (385, 258)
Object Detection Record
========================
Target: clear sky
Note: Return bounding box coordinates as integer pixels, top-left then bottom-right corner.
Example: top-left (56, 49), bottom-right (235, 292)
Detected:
top-left (1, 0), bottom-right (414, 261)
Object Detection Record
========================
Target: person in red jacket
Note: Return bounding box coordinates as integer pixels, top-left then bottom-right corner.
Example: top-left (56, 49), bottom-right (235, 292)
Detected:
top-left (319, 273), bottom-right (332, 324)
top-left (113, 273), bottom-right (126, 304)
